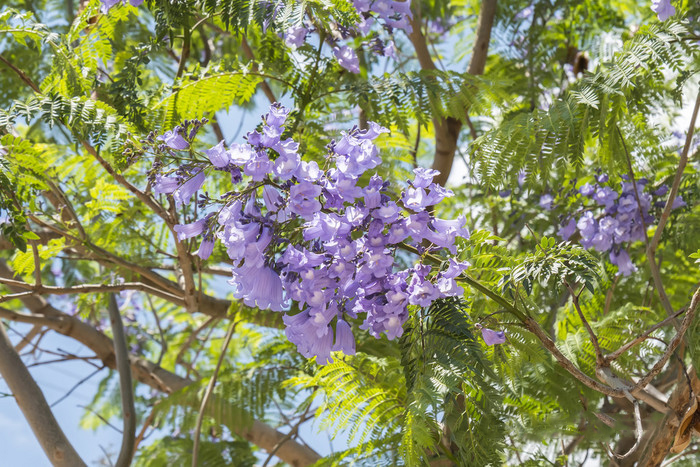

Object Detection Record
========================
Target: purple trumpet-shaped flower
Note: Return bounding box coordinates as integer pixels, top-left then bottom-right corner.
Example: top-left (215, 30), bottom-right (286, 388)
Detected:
top-left (558, 218), bottom-right (577, 241)
top-left (204, 140), bottom-right (229, 168)
top-left (412, 167), bottom-right (440, 188)
top-left (173, 170), bottom-right (206, 206)
top-left (153, 175), bottom-right (179, 194)
top-left (157, 129), bottom-right (189, 150)
top-left (333, 46), bottom-right (360, 74)
top-left (289, 181), bottom-right (322, 218)
top-left (671, 195), bottom-right (686, 210)
top-left (284, 26), bottom-right (308, 48)
top-left (231, 263), bottom-right (287, 311)
top-left (479, 325), bottom-right (506, 346)
top-left (610, 249), bottom-right (637, 276)
top-left (229, 143), bottom-right (254, 165)
top-left (651, 0), bottom-right (675, 21)
top-left (100, 0), bottom-right (120, 13)
top-left (579, 183), bottom-right (595, 197)
top-left (539, 194), bottom-right (554, 210)
top-left (332, 320), bottom-right (356, 355)
top-left (196, 239), bottom-right (215, 260)
top-left (174, 218), bottom-right (207, 240)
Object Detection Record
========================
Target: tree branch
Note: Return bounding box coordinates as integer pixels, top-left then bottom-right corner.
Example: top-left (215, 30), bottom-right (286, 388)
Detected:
top-left (407, 0), bottom-right (496, 186)
top-left (0, 321), bottom-right (86, 466)
top-left (0, 273), bottom-right (320, 465)
top-left (107, 294), bottom-right (136, 467)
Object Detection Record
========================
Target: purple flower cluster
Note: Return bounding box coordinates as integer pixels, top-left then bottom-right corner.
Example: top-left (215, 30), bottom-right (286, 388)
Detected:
top-left (557, 175), bottom-right (684, 276)
top-left (100, 0), bottom-right (142, 14)
top-left (155, 103), bottom-right (471, 364)
top-left (282, 0), bottom-right (411, 73)
top-left (353, 0), bottom-right (413, 34)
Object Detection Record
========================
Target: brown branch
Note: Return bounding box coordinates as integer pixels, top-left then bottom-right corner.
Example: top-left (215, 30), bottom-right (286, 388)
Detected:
top-left (192, 317), bottom-right (237, 467)
top-left (108, 294), bottom-right (136, 467)
top-left (0, 54), bottom-right (41, 93)
top-left (241, 37), bottom-right (277, 104)
top-left (0, 321), bottom-right (86, 466)
top-left (407, 0), bottom-right (496, 186)
top-left (647, 90), bottom-right (700, 316)
top-left (0, 277), bottom-right (186, 305)
top-left (605, 308), bottom-right (686, 362)
top-left (566, 282), bottom-right (604, 365)
top-left (2, 280), bottom-right (321, 464)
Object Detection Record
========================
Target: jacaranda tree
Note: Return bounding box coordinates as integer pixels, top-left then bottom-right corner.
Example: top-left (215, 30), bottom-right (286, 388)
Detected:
top-left (0, 0), bottom-right (699, 465)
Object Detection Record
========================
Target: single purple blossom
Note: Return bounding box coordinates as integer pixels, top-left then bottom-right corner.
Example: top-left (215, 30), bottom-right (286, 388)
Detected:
top-left (174, 218), bottom-right (207, 240)
top-left (558, 218), bottom-right (577, 240)
top-left (651, 0), bottom-right (675, 21)
top-left (539, 194), bottom-right (554, 210)
top-left (196, 239), bottom-right (215, 260)
top-left (479, 326), bottom-right (506, 345)
top-left (333, 46), bottom-right (360, 74)
top-left (204, 140), bottom-right (229, 168)
top-left (173, 170), bottom-right (206, 206)
top-left (157, 129), bottom-right (189, 150)
top-left (284, 26), bottom-right (308, 48)
top-left (333, 320), bottom-right (356, 355)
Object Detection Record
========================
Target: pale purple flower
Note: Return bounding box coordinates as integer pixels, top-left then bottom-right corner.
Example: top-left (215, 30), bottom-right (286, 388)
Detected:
top-left (591, 232), bottom-right (613, 252)
top-left (651, 0), bottom-right (675, 21)
top-left (174, 218), bottom-right (207, 240)
top-left (100, 0), bottom-right (120, 13)
top-left (653, 185), bottom-right (669, 197)
top-left (333, 320), bottom-right (356, 355)
top-left (558, 218), bottom-right (577, 240)
top-left (412, 167), bottom-right (440, 188)
top-left (610, 249), bottom-right (637, 276)
top-left (231, 264), bottom-right (286, 311)
top-left (577, 212), bottom-right (597, 240)
top-left (579, 183), bottom-right (595, 197)
top-left (671, 195), bottom-right (686, 210)
top-left (244, 154), bottom-right (273, 181)
top-left (284, 26), bottom-right (308, 48)
top-left (229, 143), bottom-right (254, 165)
top-left (593, 187), bottom-right (618, 207)
top-left (153, 175), bottom-right (180, 194)
top-left (173, 170), bottom-right (205, 206)
top-left (204, 140), bottom-right (229, 168)
top-left (407, 273), bottom-right (440, 307)
top-left (196, 239), bottom-right (215, 260)
top-left (289, 181), bottom-right (322, 218)
top-left (333, 46), bottom-right (360, 74)
top-left (539, 194), bottom-right (554, 210)
top-left (383, 41), bottom-right (397, 59)
top-left (157, 129), bottom-right (189, 150)
top-left (356, 17), bottom-right (375, 35)
top-left (480, 326), bottom-right (506, 345)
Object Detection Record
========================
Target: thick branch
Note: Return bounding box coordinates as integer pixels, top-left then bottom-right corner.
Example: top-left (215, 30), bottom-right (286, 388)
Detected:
top-left (0, 271), bottom-right (319, 465)
top-left (107, 294), bottom-right (136, 467)
top-left (0, 321), bottom-right (86, 467)
top-left (408, 0), bottom-right (496, 186)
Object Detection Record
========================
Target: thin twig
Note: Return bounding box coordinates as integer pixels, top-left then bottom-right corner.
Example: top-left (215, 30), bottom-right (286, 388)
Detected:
top-left (647, 90), bottom-right (700, 317)
top-left (78, 405), bottom-right (122, 434)
top-left (145, 294), bottom-right (168, 366)
top-left (192, 318), bottom-right (238, 467)
top-left (605, 308), bottom-right (686, 362)
top-left (566, 281), bottom-right (604, 365)
top-left (51, 366), bottom-right (105, 407)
